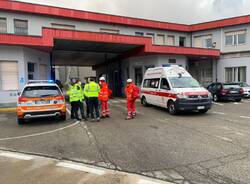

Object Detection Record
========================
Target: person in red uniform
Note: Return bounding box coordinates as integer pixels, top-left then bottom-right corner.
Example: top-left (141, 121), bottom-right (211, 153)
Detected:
top-left (98, 77), bottom-right (112, 118)
top-left (125, 79), bottom-right (139, 120)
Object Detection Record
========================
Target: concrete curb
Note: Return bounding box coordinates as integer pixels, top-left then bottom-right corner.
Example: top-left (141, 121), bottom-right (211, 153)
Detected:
top-left (0, 107), bottom-right (16, 113)
top-left (0, 149), bottom-right (175, 184)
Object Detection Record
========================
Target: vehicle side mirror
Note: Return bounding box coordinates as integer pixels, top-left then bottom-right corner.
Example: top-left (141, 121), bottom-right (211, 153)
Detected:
top-left (17, 92), bottom-right (21, 96)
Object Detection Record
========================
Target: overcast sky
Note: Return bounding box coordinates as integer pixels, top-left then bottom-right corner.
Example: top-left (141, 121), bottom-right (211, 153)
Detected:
top-left (15, 0), bottom-right (250, 24)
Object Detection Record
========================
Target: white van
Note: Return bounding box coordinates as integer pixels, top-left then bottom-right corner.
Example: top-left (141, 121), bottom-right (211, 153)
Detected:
top-left (140, 65), bottom-right (212, 115)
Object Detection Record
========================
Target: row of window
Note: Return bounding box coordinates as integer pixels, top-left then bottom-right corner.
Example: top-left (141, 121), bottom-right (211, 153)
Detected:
top-left (143, 78), bottom-right (170, 90)
top-left (135, 32), bottom-right (186, 46)
top-left (0, 18), bottom-right (28, 35)
top-left (194, 30), bottom-right (247, 48)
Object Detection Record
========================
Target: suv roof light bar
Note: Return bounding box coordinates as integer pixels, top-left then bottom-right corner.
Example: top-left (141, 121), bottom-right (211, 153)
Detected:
top-left (28, 80), bottom-right (54, 84)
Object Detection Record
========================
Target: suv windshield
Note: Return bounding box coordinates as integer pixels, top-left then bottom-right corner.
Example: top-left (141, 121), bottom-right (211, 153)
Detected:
top-left (169, 77), bottom-right (201, 88)
top-left (22, 86), bottom-right (61, 98)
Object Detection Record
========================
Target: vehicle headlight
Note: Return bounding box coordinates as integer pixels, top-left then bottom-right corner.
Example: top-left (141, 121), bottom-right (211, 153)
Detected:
top-left (208, 92), bottom-right (212, 99)
top-left (176, 93), bottom-right (188, 99)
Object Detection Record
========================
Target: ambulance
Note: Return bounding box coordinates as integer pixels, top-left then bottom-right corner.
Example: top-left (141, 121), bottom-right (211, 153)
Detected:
top-left (140, 65), bottom-right (212, 115)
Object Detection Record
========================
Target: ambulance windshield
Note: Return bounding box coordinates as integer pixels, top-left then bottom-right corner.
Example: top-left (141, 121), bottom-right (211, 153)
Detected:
top-left (169, 77), bottom-right (201, 88)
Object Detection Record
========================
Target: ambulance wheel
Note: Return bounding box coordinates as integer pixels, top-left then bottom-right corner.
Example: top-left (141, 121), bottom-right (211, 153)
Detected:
top-left (60, 115), bottom-right (66, 121)
top-left (141, 96), bottom-right (148, 107)
top-left (168, 101), bottom-right (179, 115)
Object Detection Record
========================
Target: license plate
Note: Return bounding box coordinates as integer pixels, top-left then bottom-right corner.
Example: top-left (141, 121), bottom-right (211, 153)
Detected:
top-left (197, 106), bottom-right (205, 110)
top-left (230, 91), bottom-right (238, 94)
top-left (36, 100), bottom-right (50, 105)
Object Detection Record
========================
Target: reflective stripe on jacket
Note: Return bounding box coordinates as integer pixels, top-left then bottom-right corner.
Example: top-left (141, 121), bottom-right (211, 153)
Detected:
top-left (98, 82), bottom-right (110, 101)
top-left (125, 83), bottom-right (139, 101)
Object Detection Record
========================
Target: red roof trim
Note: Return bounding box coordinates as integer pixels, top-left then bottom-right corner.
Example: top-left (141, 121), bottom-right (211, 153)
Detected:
top-left (0, 1), bottom-right (249, 32)
top-left (191, 15), bottom-right (250, 31)
top-left (0, 28), bottom-right (220, 57)
top-left (0, 0), bottom-right (190, 32)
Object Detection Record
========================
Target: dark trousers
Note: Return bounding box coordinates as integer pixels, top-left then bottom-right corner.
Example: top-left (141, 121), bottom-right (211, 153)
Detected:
top-left (71, 101), bottom-right (80, 119)
top-left (79, 101), bottom-right (85, 119)
top-left (89, 97), bottom-right (100, 119)
top-left (85, 98), bottom-right (90, 118)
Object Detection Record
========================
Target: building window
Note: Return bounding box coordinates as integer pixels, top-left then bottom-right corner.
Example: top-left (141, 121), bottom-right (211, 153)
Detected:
top-left (156, 34), bottom-right (165, 45)
top-left (146, 33), bottom-right (155, 44)
top-left (0, 61), bottom-right (19, 90)
top-left (169, 59), bottom-right (176, 64)
top-left (205, 38), bottom-right (213, 48)
top-left (179, 37), bottom-right (186, 47)
top-left (167, 35), bottom-right (175, 46)
top-left (134, 67), bottom-right (143, 86)
top-left (14, 19), bottom-right (28, 35)
top-left (225, 66), bottom-right (246, 82)
top-left (194, 34), bottom-right (213, 48)
top-left (100, 28), bottom-right (119, 34)
top-left (51, 23), bottom-right (75, 30)
top-left (28, 63), bottom-right (35, 80)
top-left (225, 30), bottom-right (246, 46)
top-left (0, 18), bottom-right (7, 33)
top-left (135, 32), bottom-right (144, 36)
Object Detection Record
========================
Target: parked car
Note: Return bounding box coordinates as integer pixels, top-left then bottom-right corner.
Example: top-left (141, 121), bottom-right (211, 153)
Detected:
top-left (236, 82), bottom-right (250, 98)
top-left (207, 82), bottom-right (244, 102)
top-left (17, 80), bottom-right (66, 124)
top-left (140, 65), bottom-right (212, 115)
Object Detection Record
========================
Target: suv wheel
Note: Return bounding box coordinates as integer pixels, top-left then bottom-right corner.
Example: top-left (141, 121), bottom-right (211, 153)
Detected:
top-left (213, 94), bottom-right (219, 102)
top-left (17, 118), bottom-right (24, 125)
top-left (235, 98), bottom-right (242, 102)
top-left (168, 101), bottom-right (178, 115)
top-left (60, 115), bottom-right (66, 121)
top-left (141, 96), bottom-right (148, 107)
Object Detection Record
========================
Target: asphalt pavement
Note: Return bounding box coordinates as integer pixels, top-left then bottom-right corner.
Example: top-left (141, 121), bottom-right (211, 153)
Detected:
top-left (0, 98), bottom-right (250, 184)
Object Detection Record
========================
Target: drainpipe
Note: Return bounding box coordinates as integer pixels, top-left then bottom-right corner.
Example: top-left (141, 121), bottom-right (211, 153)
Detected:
top-left (50, 53), bottom-right (55, 81)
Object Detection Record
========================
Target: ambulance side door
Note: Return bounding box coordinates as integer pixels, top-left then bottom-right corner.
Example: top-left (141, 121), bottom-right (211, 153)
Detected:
top-left (158, 78), bottom-right (171, 108)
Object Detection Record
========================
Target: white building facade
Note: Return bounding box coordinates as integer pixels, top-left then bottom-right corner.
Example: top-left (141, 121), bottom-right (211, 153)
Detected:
top-left (0, 1), bottom-right (249, 104)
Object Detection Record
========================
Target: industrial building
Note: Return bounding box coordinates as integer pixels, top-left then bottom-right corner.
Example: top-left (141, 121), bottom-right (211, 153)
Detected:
top-left (0, 0), bottom-right (249, 104)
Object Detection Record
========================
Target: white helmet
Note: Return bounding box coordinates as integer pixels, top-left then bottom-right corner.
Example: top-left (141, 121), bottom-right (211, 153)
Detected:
top-left (127, 79), bottom-right (132, 83)
top-left (99, 77), bottom-right (105, 81)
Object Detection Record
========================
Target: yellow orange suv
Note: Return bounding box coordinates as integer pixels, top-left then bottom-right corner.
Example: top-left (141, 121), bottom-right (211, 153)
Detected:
top-left (17, 80), bottom-right (66, 124)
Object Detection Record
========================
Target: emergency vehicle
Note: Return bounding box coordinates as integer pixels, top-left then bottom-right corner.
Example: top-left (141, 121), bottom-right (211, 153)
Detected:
top-left (140, 66), bottom-right (212, 115)
top-left (17, 80), bottom-right (66, 124)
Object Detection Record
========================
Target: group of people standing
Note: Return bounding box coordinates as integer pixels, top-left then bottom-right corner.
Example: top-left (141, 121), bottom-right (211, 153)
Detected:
top-left (67, 77), bottom-right (139, 122)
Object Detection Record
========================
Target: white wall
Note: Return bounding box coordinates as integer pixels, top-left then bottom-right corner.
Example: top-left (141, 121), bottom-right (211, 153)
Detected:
top-left (217, 54), bottom-right (250, 84)
top-left (23, 47), bottom-right (50, 82)
top-left (0, 46), bottom-right (50, 105)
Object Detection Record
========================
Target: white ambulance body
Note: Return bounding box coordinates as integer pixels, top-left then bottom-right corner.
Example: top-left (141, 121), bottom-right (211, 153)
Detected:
top-left (140, 65), bottom-right (212, 115)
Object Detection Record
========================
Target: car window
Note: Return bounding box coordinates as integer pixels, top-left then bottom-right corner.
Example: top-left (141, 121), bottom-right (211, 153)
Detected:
top-left (207, 84), bottom-right (214, 90)
top-left (143, 79), bottom-right (150, 88)
top-left (22, 86), bottom-right (61, 98)
top-left (149, 78), bottom-right (160, 89)
top-left (215, 83), bottom-right (222, 90)
top-left (160, 78), bottom-right (170, 90)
